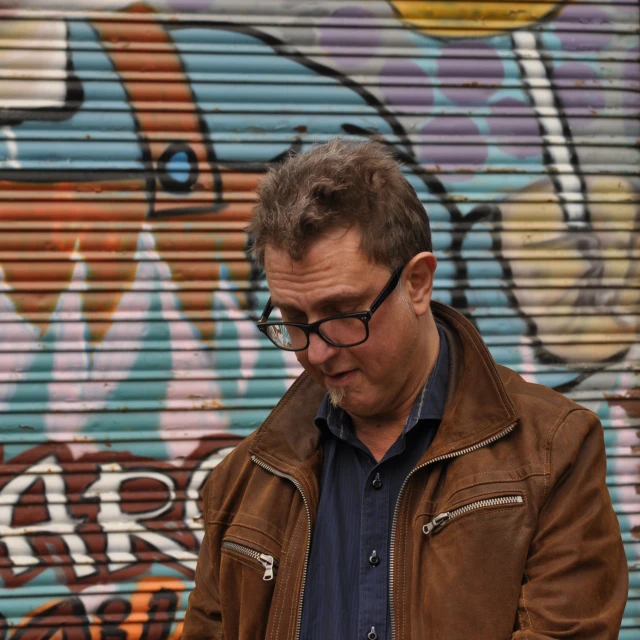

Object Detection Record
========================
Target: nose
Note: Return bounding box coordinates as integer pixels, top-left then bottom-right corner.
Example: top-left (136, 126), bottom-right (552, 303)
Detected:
top-left (306, 332), bottom-right (339, 366)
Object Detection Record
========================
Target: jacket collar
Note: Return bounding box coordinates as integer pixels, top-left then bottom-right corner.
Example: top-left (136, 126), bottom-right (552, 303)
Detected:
top-left (249, 301), bottom-right (518, 494)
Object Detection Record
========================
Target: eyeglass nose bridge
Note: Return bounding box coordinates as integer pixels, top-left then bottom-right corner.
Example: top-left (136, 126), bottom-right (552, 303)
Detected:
top-left (305, 325), bottom-right (336, 353)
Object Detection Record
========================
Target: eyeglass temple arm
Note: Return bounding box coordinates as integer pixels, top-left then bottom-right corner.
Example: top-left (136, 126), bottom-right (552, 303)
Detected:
top-left (259, 298), bottom-right (274, 323)
top-left (368, 268), bottom-right (402, 315)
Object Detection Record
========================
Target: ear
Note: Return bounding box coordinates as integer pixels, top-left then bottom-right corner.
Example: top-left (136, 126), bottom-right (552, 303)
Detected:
top-left (402, 252), bottom-right (437, 317)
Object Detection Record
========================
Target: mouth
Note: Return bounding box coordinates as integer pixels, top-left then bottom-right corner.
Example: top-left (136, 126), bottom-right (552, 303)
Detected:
top-left (323, 369), bottom-right (356, 387)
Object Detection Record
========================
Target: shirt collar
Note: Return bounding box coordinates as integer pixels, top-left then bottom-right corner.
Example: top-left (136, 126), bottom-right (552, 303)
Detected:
top-left (315, 325), bottom-right (449, 441)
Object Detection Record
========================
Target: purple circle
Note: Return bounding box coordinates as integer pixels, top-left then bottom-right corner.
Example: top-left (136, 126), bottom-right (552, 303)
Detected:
top-left (167, 0), bottom-right (211, 10)
top-left (552, 63), bottom-right (605, 128)
top-left (380, 60), bottom-right (434, 111)
top-left (623, 48), bottom-right (640, 82)
top-left (555, 5), bottom-right (612, 52)
top-left (418, 116), bottom-right (487, 182)
top-left (319, 7), bottom-right (381, 59)
top-left (437, 41), bottom-right (504, 106)
top-left (622, 49), bottom-right (640, 137)
top-left (488, 98), bottom-right (541, 159)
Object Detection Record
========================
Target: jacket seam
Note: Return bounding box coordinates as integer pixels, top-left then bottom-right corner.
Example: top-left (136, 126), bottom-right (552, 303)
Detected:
top-left (272, 513), bottom-right (299, 640)
top-left (439, 305), bottom-right (512, 418)
top-left (521, 569), bottom-right (533, 636)
top-left (209, 512), bottom-right (287, 540)
top-left (252, 375), bottom-right (313, 453)
top-left (442, 469), bottom-right (545, 504)
top-left (541, 407), bottom-right (588, 504)
top-left (427, 420), bottom-right (517, 460)
top-left (286, 509), bottom-right (306, 640)
top-left (204, 462), bottom-right (225, 519)
top-left (448, 463), bottom-right (545, 487)
top-left (401, 481), bottom-right (415, 639)
top-left (222, 531), bottom-right (281, 560)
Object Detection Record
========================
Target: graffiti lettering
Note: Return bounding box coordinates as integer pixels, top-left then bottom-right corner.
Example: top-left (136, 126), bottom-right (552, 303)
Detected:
top-left (0, 443), bottom-right (236, 589)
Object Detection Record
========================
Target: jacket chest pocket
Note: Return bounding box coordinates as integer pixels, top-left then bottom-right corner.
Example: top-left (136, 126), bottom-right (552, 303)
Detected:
top-left (219, 530), bottom-right (283, 639)
top-left (423, 493), bottom-right (525, 537)
top-left (222, 540), bottom-right (279, 581)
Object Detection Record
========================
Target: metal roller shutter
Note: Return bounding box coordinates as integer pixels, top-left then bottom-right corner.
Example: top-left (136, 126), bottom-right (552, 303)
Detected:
top-left (0, 1), bottom-right (637, 637)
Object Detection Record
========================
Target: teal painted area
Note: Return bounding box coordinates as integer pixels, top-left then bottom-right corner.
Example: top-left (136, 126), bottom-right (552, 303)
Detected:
top-left (1, 348), bottom-right (54, 460)
top-left (83, 292), bottom-right (169, 458)
top-left (0, 7), bottom-right (637, 638)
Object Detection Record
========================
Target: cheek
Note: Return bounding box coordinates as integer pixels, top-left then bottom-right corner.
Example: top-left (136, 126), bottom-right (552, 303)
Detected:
top-left (296, 351), bottom-right (310, 369)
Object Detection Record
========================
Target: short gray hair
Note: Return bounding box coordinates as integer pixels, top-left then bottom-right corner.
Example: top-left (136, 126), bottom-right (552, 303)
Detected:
top-left (247, 138), bottom-right (432, 270)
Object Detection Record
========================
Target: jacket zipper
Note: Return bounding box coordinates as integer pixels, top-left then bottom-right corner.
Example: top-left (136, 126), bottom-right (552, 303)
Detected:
top-left (222, 541), bottom-right (278, 581)
top-left (251, 455), bottom-right (312, 640)
top-left (422, 495), bottom-right (524, 536)
top-left (389, 421), bottom-right (517, 640)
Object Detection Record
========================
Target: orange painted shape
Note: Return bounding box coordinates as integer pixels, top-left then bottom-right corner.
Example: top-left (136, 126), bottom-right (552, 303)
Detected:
top-left (92, 13), bottom-right (223, 219)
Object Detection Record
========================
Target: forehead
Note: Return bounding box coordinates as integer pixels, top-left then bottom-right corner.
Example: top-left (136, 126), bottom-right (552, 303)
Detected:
top-left (265, 227), bottom-right (362, 275)
top-left (263, 228), bottom-right (389, 308)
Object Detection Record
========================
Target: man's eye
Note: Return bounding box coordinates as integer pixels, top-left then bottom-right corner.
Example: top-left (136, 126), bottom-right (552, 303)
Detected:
top-left (280, 310), bottom-right (305, 323)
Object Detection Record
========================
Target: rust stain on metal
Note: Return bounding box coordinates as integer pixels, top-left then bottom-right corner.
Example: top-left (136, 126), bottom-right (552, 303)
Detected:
top-left (605, 387), bottom-right (640, 419)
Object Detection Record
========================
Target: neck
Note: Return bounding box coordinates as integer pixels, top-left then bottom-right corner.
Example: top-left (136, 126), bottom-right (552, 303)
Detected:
top-left (351, 317), bottom-right (440, 462)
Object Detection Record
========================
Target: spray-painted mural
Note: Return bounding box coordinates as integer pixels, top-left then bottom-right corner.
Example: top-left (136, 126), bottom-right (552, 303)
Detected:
top-left (0, 1), bottom-right (638, 637)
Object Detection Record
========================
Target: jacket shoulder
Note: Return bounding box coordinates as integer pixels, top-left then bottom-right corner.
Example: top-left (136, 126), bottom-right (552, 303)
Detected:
top-left (497, 363), bottom-right (588, 416)
top-left (496, 363), bottom-right (601, 454)
top-left (202, 430), bottom-right (260, 514)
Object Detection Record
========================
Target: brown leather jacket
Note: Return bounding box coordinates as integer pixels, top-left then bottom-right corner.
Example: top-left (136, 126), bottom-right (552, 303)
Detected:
top-left (183, 302), bottom-right (628, 639)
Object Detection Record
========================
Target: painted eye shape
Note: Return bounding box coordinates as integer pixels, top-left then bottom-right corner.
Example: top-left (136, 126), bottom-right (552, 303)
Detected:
top-left (157, 142), bottom-right (199, 193)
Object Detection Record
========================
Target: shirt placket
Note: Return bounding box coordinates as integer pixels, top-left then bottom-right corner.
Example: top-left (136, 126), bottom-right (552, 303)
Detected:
top-left (357, 460), bottom-right (390, 640)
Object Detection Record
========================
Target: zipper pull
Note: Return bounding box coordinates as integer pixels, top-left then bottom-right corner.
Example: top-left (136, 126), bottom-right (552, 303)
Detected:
top-left (259, 553), bottom-right (276, 581)
top-left (423, 512), bottom-right (450, 536)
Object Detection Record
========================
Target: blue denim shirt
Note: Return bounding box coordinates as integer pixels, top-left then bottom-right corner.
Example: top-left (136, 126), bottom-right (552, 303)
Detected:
top-left (299, 327), bottom-right (449, 640)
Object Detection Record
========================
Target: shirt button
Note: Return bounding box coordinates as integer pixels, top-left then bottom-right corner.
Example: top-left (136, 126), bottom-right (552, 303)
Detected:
top-left (367, 627), bottom-right (378, 640)
top-left (372, 473), bottom-right (382, 489)
top-left (369, 550), bottom-right (379, 566)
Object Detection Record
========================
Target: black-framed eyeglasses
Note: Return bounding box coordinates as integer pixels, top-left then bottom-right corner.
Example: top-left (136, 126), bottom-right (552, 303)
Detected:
top-left (257, 266), bottom-right (404, 351)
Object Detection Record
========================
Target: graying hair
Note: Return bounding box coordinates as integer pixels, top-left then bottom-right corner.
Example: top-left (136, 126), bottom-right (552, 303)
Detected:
top-left (247, 138), bottom-right (432, 270)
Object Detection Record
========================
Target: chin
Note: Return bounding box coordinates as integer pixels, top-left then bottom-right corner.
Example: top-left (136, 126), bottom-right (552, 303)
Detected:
top-left (327, 386), bottom-right (347, 407)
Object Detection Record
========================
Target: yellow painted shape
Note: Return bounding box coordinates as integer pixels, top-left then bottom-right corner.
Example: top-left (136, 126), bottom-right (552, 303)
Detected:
top-left (390, 1), bottom-right (572, 37)
top-left (500, 176), bottom-right (640, 363)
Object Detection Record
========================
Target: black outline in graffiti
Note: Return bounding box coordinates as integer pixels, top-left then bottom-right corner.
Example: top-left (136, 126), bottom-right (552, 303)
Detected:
top-left (189, 23), bottom-right (472, 317)
top-left (157, 142), bottom-right (200, 194)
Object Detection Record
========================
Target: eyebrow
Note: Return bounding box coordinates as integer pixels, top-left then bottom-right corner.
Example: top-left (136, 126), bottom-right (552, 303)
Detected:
top-left (272, 292), bottom-right (367, 315)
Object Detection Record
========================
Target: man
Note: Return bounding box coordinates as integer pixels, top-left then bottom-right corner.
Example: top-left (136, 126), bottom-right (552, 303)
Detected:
top-left (183, 139), bottom-right (627, 639)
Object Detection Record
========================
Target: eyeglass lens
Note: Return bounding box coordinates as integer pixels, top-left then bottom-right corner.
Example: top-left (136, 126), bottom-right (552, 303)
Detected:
top-left (265, 315), bottom-right (367, 350)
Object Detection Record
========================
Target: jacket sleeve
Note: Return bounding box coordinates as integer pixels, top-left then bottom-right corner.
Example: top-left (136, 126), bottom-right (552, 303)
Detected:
top-left (512, 409), bottom-right (628, 639)
top-left (182, 474), bottom-right (224, 640)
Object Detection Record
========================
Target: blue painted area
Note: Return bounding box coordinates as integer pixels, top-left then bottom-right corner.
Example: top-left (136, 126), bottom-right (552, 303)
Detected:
top-left (12, 20), bottom-right (142, 171)
top-left (166, 150), bottom-right (191, 183)
top-left (0, 138), bottom-right (11, 164)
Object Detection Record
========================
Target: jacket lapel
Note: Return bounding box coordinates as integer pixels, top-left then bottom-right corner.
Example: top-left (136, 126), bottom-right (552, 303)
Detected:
top-left (249, 302), bottom-right (520, 499)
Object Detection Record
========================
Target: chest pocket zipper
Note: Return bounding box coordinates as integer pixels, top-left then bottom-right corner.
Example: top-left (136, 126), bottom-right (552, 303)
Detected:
top-left (222, 541), bottom-right (279, 581)
top-left (423, 495), bottom-right (524, 536)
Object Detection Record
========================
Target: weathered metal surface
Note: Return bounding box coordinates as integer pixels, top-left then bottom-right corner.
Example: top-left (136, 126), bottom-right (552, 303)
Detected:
top-left (0, 1), bottom-right (638, 637)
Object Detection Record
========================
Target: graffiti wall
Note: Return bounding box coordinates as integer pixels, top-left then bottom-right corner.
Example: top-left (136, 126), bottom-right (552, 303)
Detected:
top-left (0, 0), bottom-right (638, 637)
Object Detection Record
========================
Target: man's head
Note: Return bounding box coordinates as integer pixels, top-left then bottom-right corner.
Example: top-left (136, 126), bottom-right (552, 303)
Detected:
top-left (249, 138), bottom-right (431, 270)
top-left (249, 139), bottom-right (438, 420)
